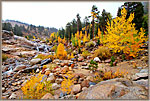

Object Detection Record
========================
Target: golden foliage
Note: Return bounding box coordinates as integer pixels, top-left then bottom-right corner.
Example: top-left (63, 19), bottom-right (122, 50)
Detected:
top-left (35, 54), bottom-right (54, 60)
top-left (93, 46), bottom-right (111, 60)
top-left (103, 68), bottom-right (128, 80)
top-left (103, 7), bottom-right (147, 57)
top-left (61, 73), bottom-right (76, 94)
top-left (56, 43), bottom-right (67, 60)
top-left (51, 45), bottom-right (57, 52)
top-left (21, 73), bottom-right (53, 99)
top-left (58, 36), bottom-right (62, 43)
top-left (81, 50), bottom-right (91, 58)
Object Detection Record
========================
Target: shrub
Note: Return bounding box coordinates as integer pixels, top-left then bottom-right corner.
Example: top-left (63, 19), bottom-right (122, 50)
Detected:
top-left (56, 43), bottom-right (67, 60)
top-left (85, 41), bottom-right (95, 48)
top-left (89, 60), bottom-right (98, 72)
top-left (2, 54), bottom-right (8, 61)
top-left (61, 73), bottom-right (76, 94)
top-left (21, 72), bottom-right (53, 99)
top-left (67, 48), bottom-right (73, 54)
top-left (103, 69), bottom-right (128, 80)
top-left (34, 54), bottom-right (54, 60)
top-left (81, 50), bottom-right (91, 58)
top-left (93, 72), bottom-right (103, 83)
top-left (51, 45), bottom-right (57, 52)
top-left (68, 53), bottom-right (74, 60)
top-left (97, 39), bottom-right (100, 45)
top-left (110, 56), bottom-right (115, 67)
top-left (93, 46), bottom-right (111, 60)
top-left (103, 7), bottom-right (147, 57)
top-left (122, 54), bottom-right (126, 61)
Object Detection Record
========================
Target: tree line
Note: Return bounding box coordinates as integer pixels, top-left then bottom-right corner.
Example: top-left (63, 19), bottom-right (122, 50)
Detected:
top-left (58, 2), bottom-right (148, 42)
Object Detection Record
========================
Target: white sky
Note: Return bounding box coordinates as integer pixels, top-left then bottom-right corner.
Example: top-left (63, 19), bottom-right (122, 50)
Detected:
top-left (2, 1), bottom-right (124, 29)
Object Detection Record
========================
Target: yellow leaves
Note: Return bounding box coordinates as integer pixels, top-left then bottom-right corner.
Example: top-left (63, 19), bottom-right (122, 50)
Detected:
top-left (103, 7), bottom-right (147, 58)
top-left (56, 43), bottom-right (67, 60)
top-left (33, 36), bottom-right (36, 39)
top-left (58, 36), bottom-right (62, 43)
top-left (50, 32), bottom-right (55, 38)
top-left (98, 28), bottom-right (101, 39)
top-left (61, 73), bottom-right (76, 94)
top-left (62, 37), bottom-right (66, 44)
top-left (43, 65), bottom-right (47, 69)
top-left (80, 31), bottom-right (82, 39)
top-left (21, 73), bottom-right (49, 99)
top-left (70, 53), bottom-right (74, 59)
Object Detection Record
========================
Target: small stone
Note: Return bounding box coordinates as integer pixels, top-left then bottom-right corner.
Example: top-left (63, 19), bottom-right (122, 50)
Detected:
top-left (86, 76), bottom-right (94, 82)
top-left (9, 93), bottom-right (17, 99)
top-left (36, 68), bottom-right (40, 73)
top-left (13, 65), bottom-right (26, 72)
top-left (93, 57), bottom-right (101, 62)
top-left (61, 66), bottom-right (69, 73)
top-left (82, 66), bottom-right (89, 69)
top-left (52, 83), bottom-right (60, 90)
top-left (81, 62), bottom-right (87, 66)
top-left (2, 87), bottom-right (6, 93)
top-left (89, 82), bottom-right (96, 86)
top-left (69, 67), bottom-right (72, 71)
top-left (12, 82), bottom-right (17, 86)
top-left (104, 59), bottom-right (111, 63)
top-left (71, 64), bottom-right (75, 68)
top-left (81, 80), bottom-right (89, 88)
top-left (60, 63), bottom-right (65, 67)
top-left (17, 81), bottom-right (22, 85)
top-left (82, 87), bottom-right (87, 91)
top-left (78, 56), bottom-right (84, 62)
top-left (78, 78), bottom-right (84, 84)
top-left (41, 59), bottom-right (52, 66)
top-left (45, 70), bottom-right (51, 76)
top-left (41, 93), bottom-right (54, 99)
top-left (47, 74), bottom-right (55, 83)
top-left (55, 78), bottom-right (63, 84)
top-left (72, 84), bottom-right (81, 94)
top-left (30, 58), bottom-right (42, 65)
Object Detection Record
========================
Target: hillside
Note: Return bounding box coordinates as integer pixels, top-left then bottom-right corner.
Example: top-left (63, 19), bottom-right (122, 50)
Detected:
top-left (2, 19), bottom-right (58, 39)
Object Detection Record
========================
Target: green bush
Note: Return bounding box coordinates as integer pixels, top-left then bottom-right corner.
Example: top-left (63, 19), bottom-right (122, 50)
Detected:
top-left (2, 54), bottom-right (8, 61)
top-left (93, 46), bottom-right (111, 60)
top-left (81, 50), bottom-right (91, 58)
top-left (89, 60), bottom-right (98, 72)
top-left (85, 41), bottom-right (95, 48)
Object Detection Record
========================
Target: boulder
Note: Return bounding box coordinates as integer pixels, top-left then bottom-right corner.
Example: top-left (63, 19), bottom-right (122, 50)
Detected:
top-left (13, 65), bottom-right (26, 72)
top-left (94, 57), bottom-right (101, 62)
top-left (2, 30), bottom-right (14, 40)
top-left (47, 73), bottom-right (55, 83)
top-left (105, 59), bottom-right (111, 63)
top-left (30, 58), bottom-right (42, 65)
top-left (9, 93), bottom-right (17, 99)
top-left (52, 83), bottom-right (60, 90)
top-left (78, 78), bottom-right (148, 99)
top-left (81, 80), bottom-right (89, 88)
top-left (71, 84), bottom-right (81, 94)
top-left (41, 59), bottom-right (52, 66)
top-left (55, 78), bottom-right (63, 84)
top-left (78, 56), bottom-right (84, 62)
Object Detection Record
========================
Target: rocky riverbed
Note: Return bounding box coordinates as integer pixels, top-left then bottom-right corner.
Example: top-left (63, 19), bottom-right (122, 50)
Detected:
top-left (2, 30), bottom-right (149, 100)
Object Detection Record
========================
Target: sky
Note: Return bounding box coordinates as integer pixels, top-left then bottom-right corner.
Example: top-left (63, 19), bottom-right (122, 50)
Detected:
top-left (2, 1), bottom-right (125, 29)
